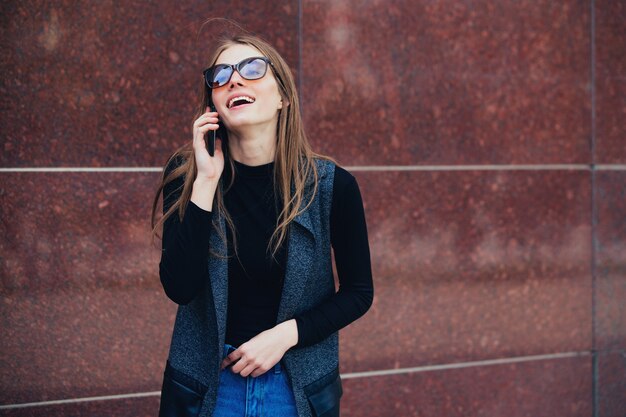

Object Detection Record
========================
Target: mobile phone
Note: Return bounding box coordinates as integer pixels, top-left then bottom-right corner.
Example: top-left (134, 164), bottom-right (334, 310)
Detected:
top-left (204, 103), bottom-right (217, 157)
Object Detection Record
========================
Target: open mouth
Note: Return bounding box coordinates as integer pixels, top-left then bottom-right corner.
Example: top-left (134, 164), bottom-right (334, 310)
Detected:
top-left (227, 96), bottom-right (255, 109)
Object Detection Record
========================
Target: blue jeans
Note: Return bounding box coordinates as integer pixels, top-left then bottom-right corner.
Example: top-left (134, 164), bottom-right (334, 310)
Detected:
top-left (212, 344), bottom-right (298, 417)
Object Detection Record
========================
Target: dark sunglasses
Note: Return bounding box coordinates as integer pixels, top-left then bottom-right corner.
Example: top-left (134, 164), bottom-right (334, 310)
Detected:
top-left (203, 57), bottom-right (274, 89)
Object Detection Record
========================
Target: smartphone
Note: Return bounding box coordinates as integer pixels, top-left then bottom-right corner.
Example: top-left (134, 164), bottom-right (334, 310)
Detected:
top-left (204, 102), bottom-right (217, 156)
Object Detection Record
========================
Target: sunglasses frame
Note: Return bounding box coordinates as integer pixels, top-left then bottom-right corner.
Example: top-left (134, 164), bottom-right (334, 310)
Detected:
top-left (203, 56), bottom-right (275, 89)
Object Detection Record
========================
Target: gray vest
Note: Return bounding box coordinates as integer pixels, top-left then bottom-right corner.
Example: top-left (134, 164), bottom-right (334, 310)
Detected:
top-left (162, 159), bottom-right (338, 417)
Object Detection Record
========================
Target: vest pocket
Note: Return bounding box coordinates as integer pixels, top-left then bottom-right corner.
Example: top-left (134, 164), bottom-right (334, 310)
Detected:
top-left (158, 360), bottom-right (208, 417)
top-left (303, 367), bottom-right (343, 417)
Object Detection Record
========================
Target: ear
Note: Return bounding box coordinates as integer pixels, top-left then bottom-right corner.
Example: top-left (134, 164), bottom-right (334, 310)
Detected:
top-left (278, 98), bottom-right (289, 110)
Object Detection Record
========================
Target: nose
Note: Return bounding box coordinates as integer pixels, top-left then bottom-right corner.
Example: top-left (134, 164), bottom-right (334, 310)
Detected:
top-left (228, 69), bottom-right (245, 87)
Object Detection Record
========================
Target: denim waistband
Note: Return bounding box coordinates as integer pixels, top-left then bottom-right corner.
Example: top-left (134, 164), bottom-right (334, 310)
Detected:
top-left (223, 343), bottom-right (282, 375)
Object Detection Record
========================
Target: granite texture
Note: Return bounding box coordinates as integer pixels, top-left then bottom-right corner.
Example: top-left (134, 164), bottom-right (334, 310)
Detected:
top-left (0, 0), bottom-right (624, 414)
top-left (0, 355), bottom-right (595, 417)
top-left (0, 287), bottom-right (173, 404)
top-left (0, 173), bottom-right (162, 292)
top-left (0, 169), bottom-right (594, 405)
top-left (595, 0), bottom-right (626, 164)
top-left (340, 355), bottom-right (592, 417)
top-left (0, 396), bottom-right (161, 417)
top-left (340, 170), bottom-right (591, 371)
top-left (302, 0), bottom-right (590, 166)
top-left (0, 173), bottom-right (174, 403)
top-left (0, 1), bottom-right (298, 167)
top-left (594, 171), bottom-right (626, 350)
top-left (597, 350), bottom-right (626, 417)
top-left (594, 171), bottom-right (626, 416)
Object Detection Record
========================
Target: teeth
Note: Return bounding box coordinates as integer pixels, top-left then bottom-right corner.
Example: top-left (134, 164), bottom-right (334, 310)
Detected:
top-left (228, 96), bottom-right (255, 108)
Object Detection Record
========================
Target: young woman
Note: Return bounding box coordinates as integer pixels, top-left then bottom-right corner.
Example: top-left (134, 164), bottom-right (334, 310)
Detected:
top-left (151, 33), bottom-right (373, 417)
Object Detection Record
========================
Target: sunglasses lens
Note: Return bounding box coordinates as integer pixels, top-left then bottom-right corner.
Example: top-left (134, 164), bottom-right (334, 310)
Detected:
top-left (205, 58), bottom-right (270, 88)
top-left (210, 65), bottom-right (233, 88)
top-left (239, 58), bottom-right (267, 80)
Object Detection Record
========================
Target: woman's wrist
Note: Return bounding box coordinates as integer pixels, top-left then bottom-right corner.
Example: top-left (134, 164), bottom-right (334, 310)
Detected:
top-left (276, 319), bottom-right (299, 349)
top-left (191, 178), bottom-right (218, 211)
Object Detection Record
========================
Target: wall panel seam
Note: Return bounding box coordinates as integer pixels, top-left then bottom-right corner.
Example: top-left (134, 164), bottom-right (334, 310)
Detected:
top-left (0, 350), bottom-right (592, 410)
top-left (2, 164), bottom-right (626, 173)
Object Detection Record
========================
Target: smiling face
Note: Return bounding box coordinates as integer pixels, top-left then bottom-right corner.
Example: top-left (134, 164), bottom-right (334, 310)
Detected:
top-left (211, 44), bottom-right (284, 135)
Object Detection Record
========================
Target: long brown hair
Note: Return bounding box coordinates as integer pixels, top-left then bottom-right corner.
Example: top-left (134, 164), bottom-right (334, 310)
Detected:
top-left (151, 33), bottom-right (331, 258)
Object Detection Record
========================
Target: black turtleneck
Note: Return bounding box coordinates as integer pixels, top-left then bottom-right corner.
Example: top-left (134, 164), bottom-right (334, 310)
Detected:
top-left (159, 158), bottom-right (373, 348)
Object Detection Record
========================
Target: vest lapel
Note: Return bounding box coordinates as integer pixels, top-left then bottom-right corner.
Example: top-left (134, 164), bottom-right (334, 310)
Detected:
top-left (208, 199), bottom-right (316, 344)
top-left (208, 213), bottom-right (228, 355)
top-left (276, 197), bottom-right (316, 323)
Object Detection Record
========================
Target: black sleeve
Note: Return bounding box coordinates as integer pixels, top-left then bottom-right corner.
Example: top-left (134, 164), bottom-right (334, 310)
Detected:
top-left (293, 166), bottom-right (374, 347)
top-left (159, 156), bottom-right (213, 305)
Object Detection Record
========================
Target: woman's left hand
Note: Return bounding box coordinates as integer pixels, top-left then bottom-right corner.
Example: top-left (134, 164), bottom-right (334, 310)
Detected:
top-left (221, 319), bottom-right (298, 377)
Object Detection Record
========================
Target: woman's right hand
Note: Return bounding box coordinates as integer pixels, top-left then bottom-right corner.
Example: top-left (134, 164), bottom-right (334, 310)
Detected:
top-left (192, 107), bottom-right (224, 182)
top-left (190, 107), bottom-right (224, 211)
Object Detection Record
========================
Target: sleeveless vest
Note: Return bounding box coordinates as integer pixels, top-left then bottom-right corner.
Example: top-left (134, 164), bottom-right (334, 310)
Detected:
top-left (159, 159), bottom-right (341, 417)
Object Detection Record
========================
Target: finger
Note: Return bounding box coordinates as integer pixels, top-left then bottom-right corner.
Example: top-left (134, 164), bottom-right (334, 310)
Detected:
top-left (195, 121), bottom-right (217, 130)
top-left (194, 117), bottom-right (219, 128)
top-left (231, 358), bottom-right (247, 374)
top-left (220, 357), bottom-right (237, 370)
top-left (250, 366), bottom-right (270, 378)
top-left (221, 350), bottom-right (241, 369)
top-left (238, 363), bottom-right (258, 378)
top-left (194, 112), bottom-right (219, 123)
top-left (198, 123), bottom-right (219, 132)
top-left (220, 357), bottom-right (231, 369)
top-left (229, 352), bottom-right (248, 373)
top-left (202, 114), bottom-right (218, 122)
top-left (194, 124), bottom-right (219, 139)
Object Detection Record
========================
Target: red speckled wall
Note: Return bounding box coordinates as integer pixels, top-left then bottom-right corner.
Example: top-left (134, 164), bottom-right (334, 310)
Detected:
top-left (1, 1), bottom-right (624, 416)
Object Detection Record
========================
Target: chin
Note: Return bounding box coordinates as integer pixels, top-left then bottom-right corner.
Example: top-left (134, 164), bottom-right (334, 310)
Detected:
top-left (228, 115), bottom-right (272, 127)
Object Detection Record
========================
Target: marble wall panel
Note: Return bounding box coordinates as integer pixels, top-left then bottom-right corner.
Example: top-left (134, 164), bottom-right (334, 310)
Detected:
top-left (595, 0), bottom-right (626, 164)
top-left (594, 169), bottom-right (626, 416)
top-left (2, 0), bottom-right (623, 414)
top-left (597, 351), bottom-right (626, 417)
top-left (339, 170), bottom-right (591, 372)
top-left (0, 1), bottom-right (299, 167)
top-left (340, 355), bottom-right (591, 417)
top-left (0, 287), bottom-right (172, 404)
top-left (595, 171), bottom-right (626, 351)
top-left (0, 173), bottom-right (173, 403)
top-left (0, 168), bottom-right (594, 406)
top-left (0, 396), bottom-right (160, 417)
top-left (0, 173), bottom-right (162, 292)
top-left (301, 0), bottom-right (590, 166)
top-left (0, 356), bottom-right (596, 417)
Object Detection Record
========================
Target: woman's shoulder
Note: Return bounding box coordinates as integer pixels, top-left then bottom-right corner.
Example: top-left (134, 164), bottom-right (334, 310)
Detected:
top-left (333, 165), bottom-right (359, 198)
top-left (333, 164), bottom-right (354, 183)
top-left (311, 157), bottom-right (357, 191)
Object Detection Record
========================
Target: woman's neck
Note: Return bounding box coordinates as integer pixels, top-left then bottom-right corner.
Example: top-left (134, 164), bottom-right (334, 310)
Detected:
top-left (228, 123), bottom-right (277, 166)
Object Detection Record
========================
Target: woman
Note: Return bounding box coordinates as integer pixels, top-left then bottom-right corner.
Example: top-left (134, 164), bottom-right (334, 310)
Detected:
top-left (151, 33), bottom-right (373, 417)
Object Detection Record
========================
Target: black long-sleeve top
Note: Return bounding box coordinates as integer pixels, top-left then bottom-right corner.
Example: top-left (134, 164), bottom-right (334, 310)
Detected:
top-left (159, 157), bottom-right (373, 348)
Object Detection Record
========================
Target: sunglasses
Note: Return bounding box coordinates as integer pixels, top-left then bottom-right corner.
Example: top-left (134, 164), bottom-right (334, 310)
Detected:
top-left (203, 57), bottom-right (274, 89)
